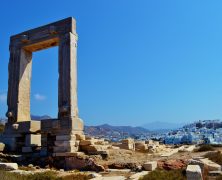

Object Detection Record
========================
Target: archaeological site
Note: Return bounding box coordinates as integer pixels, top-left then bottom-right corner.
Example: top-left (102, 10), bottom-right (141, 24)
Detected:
top-left (0, 17), bottom-right (221, 180)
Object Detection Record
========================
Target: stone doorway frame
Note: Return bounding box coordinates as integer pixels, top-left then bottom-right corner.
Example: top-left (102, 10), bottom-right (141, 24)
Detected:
top-left (4, 18), bottom-right (83, 152)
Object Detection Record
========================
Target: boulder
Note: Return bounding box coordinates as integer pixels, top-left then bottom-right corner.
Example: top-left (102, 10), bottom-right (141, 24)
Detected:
top-left (65, 156), bottom-right (105, 171)
top-left (0, 163), bottom-right (18, 170)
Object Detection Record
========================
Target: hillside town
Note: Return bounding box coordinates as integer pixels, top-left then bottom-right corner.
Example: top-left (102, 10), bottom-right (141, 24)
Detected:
top-left (163, 120), bottom-right (222, 145)
top-left (84, 120), bottom-right (222, 146)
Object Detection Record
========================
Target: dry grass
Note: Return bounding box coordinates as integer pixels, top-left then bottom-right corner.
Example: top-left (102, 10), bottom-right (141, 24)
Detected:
top-left (139, 169), bottom-right (186, 180)
top-left (0, 170), bottom-right (89, 180)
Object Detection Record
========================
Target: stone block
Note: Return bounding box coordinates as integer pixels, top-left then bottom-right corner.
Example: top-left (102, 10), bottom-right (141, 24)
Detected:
top-left (4, 121), bottom-right (40, 134)
top-left (0, 163), bottom-right (18, 170)
top-left (53, 152), bottom-right (85, 157)
top-left (64, 156), bottom-right (105, 171)
top-left (143, 161), bottom-right (157, 171)
top-left (75, 140), bottom-right (80, 146)
top-left (153, 141), bottom-right (159, 146)
top-left (135, 142), bottom-right (148, 151)
top-left (186, 165), bottom-right (203, 180)
top-left (145, 140), bottom-right (153, 144)
top-left (199, 158), bottom-right (221, 171)
top-left (208, 171), bottom-right (222, 176)
top-left (121, 138), bottom-right (134, 144)
top-left (56, 135), bottom-right (76, 141)
top-left (41, 119), bottom-right (55, 132)
top-left (53, 145), bottom-right (78, 153)
top-left (95, 140), bottom-right (109, 145)
top-left (22, 146), bottom-right (32, 153)
top-left (81, 145), bottom-right (108, 153)
top-left (85, 136), bottom-right (93, 140)
top-left (80, 139), bottom-right (95, 146)
top-left (188, 159), bottom-right (205, 172)
top-left (111, 146), bottom-right (120, 150)
top-left (40, 148), bottom-right (48, 157)
top-left (0, 142), bottom-right (5, 152)
top-left (75, 134), bottom-right (85, 140)
top-left (118, 143), bottom-right (135, 151)
top-left (52, 120), bottom-right (60, 129)
top-left (54, 140), bottom-right (76, 147)
top-left (25, 134), bottom-right (41, 147)
top-left (1, 137), bottom-right (17, 151)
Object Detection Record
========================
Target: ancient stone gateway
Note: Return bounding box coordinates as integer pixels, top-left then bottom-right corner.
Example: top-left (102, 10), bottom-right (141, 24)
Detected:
top-left (2, 17), bottom-right (84, 154)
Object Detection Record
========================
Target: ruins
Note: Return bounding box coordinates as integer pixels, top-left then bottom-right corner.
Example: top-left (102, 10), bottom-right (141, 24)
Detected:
top-left (2, 17), bottom-right (84, 155)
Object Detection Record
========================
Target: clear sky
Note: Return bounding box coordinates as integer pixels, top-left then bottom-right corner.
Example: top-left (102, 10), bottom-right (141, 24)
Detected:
top-left (1, 1), bottom-right (222, 126)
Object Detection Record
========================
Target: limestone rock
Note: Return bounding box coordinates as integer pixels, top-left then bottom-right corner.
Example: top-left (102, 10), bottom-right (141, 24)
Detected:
top-left (145, 140), bottom-right (153, 144)
top-left (0, 142), bottom-right (5, 152)
top-left (25, 134), bottom-right (41, 147)
top-left (76, 134), bottom-right (85, 140)
top-left (81, 145), bottom-right (109, 153)
top-left (53, 145), bottom-right (78, 153)
top-left (80, 139), bottom-right (95, 146)
top-left (56, 135), bottom-right (76, 141)
top-left (186, 165), bottom-right (203, 180)
top-left (54, 140), bottom-right (76, 147)
top-left (65, 156), bottom-right (105, 171)
top-left (188, 159), bottom-right (205, 172)
top-left (143, 161), bottom-right (157, 171)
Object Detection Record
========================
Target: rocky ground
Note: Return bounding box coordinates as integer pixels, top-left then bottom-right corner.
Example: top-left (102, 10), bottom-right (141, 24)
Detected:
top-left (1, 143), bottom-right (222, 179)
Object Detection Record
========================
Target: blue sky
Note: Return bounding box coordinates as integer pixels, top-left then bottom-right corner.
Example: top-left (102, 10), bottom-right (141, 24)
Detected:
top-left (1, 1), bottom-right (222, 126)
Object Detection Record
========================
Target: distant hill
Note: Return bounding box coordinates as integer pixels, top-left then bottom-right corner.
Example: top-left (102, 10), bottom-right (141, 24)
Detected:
top-left (142, 121), bottom-right (184, 131)
top-left (0, 115), bottom-right (52, 123)
top-left (84, 124), bottom-right (149, 137)
top-left (31, 115), bottom-right (52, 120)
